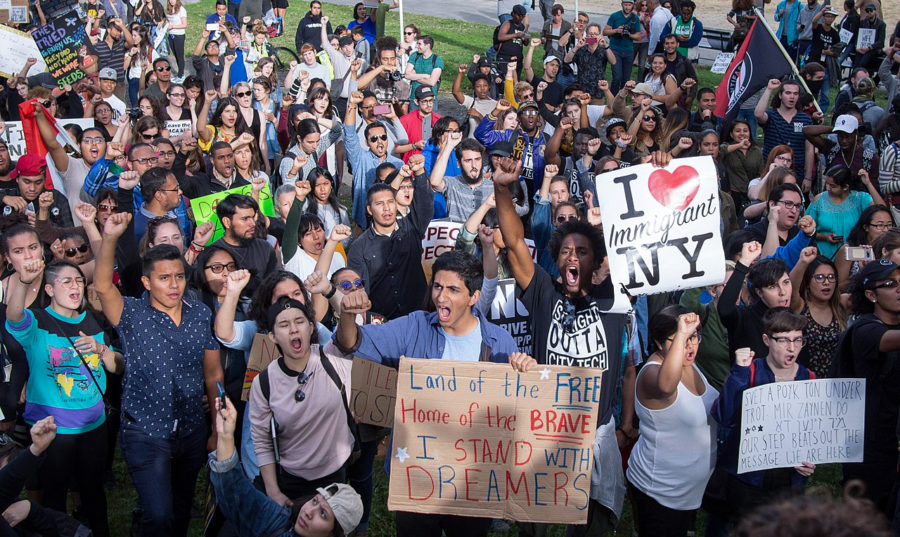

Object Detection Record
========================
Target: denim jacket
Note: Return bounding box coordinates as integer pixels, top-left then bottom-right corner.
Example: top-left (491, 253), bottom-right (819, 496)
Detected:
top-left (208, 450), bottom-right (296, 537)
top-left (775, 0), bottom-right (802, 45)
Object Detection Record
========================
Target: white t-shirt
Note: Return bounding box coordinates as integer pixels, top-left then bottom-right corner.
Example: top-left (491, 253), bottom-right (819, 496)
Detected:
top-left (283, 248), bottom-right (346, 282)
top-left (103, 95), bottom-right (127, 121)
top-left (166, 7), bottom-right (187, 36)
top-left (299, 62), bottom-right (332, 89)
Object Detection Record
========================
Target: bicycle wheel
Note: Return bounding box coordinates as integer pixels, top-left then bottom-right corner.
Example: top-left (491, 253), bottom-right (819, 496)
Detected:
top-left (271, 47), bottom-right (300, 72)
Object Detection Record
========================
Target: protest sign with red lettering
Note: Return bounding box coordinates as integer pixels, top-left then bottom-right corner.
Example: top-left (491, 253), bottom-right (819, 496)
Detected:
top-left (594, 156), bottom-right (726, 311)
top-left (350, 358), bottom-right (397, 428)
top-left (421, 221), bottom-right (537, 281)
top-left (388, 358), bottom-right (600, 523)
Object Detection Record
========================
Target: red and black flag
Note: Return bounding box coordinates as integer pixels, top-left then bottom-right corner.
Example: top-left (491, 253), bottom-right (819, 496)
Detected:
top-left (714, 15), bottom-right (795, 124)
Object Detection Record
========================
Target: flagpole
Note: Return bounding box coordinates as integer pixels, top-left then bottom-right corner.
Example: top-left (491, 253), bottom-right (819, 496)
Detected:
top-left (752, 7), bottom-right (823, 116)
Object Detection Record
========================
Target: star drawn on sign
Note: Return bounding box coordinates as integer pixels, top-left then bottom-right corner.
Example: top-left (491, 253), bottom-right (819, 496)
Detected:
top-left (758, 426), bottom-right (763, 432)
top-left (539, 368), bottom-right (551, 380)
top-left (395, 447), bottom-right (409, 464)
top-left (745, 427), bottom-right (750, 435)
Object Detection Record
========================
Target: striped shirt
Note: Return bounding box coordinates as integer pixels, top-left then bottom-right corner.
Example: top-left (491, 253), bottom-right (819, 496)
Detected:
top-left (761, 108), bottom-right (813, 180)
top-left (91, 38), bottom-right (127, 82)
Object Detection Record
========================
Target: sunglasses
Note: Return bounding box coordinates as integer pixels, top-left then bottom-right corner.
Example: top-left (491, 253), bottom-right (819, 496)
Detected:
top-left (865, 7), bottom-right (875, 12)
top-left (556, 214), bottom-right (578, 224)
top-left (156, 66), bottom-right (171, 72)
top-left (404, 31), bottom-right (415, 35)
top-left (643, 115), bottom-right (657, 122)
top-left (64, 244), bottom-right (90, 257)
top-left (234, 90), bottom-right (252, 98)
top-left (337, 279), bottom-right (365, 292)
top-left (295, 371), bottom-right (310, 402)
top-left (205, 261), bottom-right (238, 274)
top-left (368, 134), bottom-right (388, 142)
top-left (97, 204), bottom-right (116, 212)
top-left (141, 132), bottom-right (158, 140)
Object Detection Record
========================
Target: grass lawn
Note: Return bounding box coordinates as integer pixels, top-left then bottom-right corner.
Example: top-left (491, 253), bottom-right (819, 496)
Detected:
top-left (99, 2), bottom-right (852, 535)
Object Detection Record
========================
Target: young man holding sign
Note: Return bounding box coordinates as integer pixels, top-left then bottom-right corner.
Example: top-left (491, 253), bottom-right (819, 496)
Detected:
top-left (493, 155), bottom-right (632, 536)
top-left (335, 249), bottom-right (533, 537)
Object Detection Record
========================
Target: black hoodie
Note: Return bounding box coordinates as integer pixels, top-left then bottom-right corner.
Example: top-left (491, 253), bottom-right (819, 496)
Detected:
top-left (295, 11), bottom-right (332, 52)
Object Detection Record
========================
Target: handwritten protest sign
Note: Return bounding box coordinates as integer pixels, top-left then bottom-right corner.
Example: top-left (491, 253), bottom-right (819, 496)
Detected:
top-left (190, 183), bottom-right (276, 244)
top-left (31, 13), bottom-right (88, 89)
top-left (710, 52), bottom-right (735, 74)
top-left (0, 118), bottom-right (93, 161)
top-left (241, 333), bottom-right (281, 401)
top-left (485, 279), bottom-right (533, 355)
top-left (0, 0), bottom-right (29, 24)
top-left (595, 156), bottom-right (725, 311)
top-left (737, 378), bottom-right (865, 473)
top-left (0, 25), bottom-right (44, 76)
top-left (421, 221), bottom-right (536, 281)
top-left (857, 28), bottom-right (876, 49)
top-left (38, 0), bottom-right (80, 20)
top-left (350, 358), bottom-right (397, 428)
top-left (388, 358), bottom-right (599, 523)
top-left (165, 120), bottom-right (192, 139)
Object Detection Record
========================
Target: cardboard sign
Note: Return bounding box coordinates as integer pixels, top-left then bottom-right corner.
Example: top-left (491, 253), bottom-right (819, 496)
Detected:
top-left (165, 120), bottom-right (192, 139)
top-left (0, 1), bottom-right (29, 24)
top-left (421, 221), bottom-right (536, 281)
top-left (485, 278), bottom-right (533, 356)
top-left (595, 156), bottom-right (725, 310)
top-left (31, 13), bottom-right (89, 89)
top-left (388, 358), bottom-right (599, 524)
top-left (710, 52), bottom-right (735, 74)
top-left (737, 378), bottom-right (865, 473)
top-left (0, 118), bottom-right (93, 161)
top-left (857, 28), bottom-right (876, 49)
top-left (350, 358), bottom-right (397, 428)
top-left (241, 333), bottom-right (281, 401)
top-left (0, 25), bottom-right (42, 77)
top-left (190, 183), bottom-right (277, 245)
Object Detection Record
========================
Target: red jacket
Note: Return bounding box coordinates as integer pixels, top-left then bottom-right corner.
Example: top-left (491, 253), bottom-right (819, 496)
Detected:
top-left (399, 110), bottom-right (441, 163)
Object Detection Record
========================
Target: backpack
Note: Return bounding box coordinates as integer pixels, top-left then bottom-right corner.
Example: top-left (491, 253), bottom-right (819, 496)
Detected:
top-left (258, 348), bottom-right (362, 464)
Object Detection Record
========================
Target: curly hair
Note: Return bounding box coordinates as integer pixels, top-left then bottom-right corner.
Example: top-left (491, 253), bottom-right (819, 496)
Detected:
top-left (549, 220), bottom-right (606, 270)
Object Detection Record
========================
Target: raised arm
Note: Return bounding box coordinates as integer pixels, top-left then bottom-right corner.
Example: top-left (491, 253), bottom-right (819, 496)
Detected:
top-left (429, 131), bottom-right (461, 193)
top-left (451, 64), bottom-right (467, 104)
top-left (755, 79), bottom-right (779, 124)
top-left (215, 270), bottom-right (251, 344)
top-left (32, 104), bottom-right (70, 172)
top-left (197, 89), bottom-right (218, 143)
top-left (790, 246), bottom-right (817, 312)
top-left (640, 313), bottom-right (701, 404)
top-left (94, 212), bottom-right (130, 326)
top-left (493, 158), bottom-right (535, 289)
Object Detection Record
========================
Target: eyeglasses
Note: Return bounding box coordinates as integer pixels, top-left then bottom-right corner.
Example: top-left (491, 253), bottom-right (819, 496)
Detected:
top-left (666, 331), bottom-right (702, 346)
top-left (234, 90), bottom-right (252, 98)
top-left (868, 223), bottom-right (893, 230)
top-left (771, 336), bottom-right (806, 348)
top-left (168, 92), bottom-right (185, 98)
top-left (156, 66), bottom-right (171, 72)
top-left (83, 137), bottom-right (105, 145)
top-left (131, 156), bottom-right (159, 165)
top-left (295, 371), bottom-right (310, 402)
top-left (556, 214), bottom-right (578, 224)
top-left (55, 276), bottom-right (86, 287)
top-left (520, 109), bottom-right (539, 116)
top-left (642, 115), bottom-right (657, 122)
top-left (776, 200), bottom-right (803, 211)
top-left (158, 185), bottom-right (182, 193)
top-left (812, 273), bottom-right (836, 282)
top-left (205, 261), bottom-right (238, 274)
top-left (368, 134), bottom-right (388, 142)
top-left (873, 279), bottom-right (900, 290)
top-left (97, 204), bottom-right (116, 212)
top-left (140, 131), bottom-right (159, 140)
top-left (64, 244), bottom-right (90, 257)
top-left (337, 279), bottom-right (365, 292)
top-left (418, 98), bottom-right (435, 105)
top-left (359, 104), bottom-right (374, 110)
top-left (39, 100), bottom-right (52, 108)
top-left (775, 155), bottom-right (792, 162)
top-left (521, 93), bottom-right (534, 100)
top-left (157, 150), bottom-right (176, 158)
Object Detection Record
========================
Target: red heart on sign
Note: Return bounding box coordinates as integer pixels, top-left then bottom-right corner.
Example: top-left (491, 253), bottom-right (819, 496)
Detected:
top-left (647, 166), bottom-right (701, 211)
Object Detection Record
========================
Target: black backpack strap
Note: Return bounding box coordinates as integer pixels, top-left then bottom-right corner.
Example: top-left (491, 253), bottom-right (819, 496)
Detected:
top-left (318, 347), bottom-right (361, 452)
top-left (259, 367), bottom-right (271, 402)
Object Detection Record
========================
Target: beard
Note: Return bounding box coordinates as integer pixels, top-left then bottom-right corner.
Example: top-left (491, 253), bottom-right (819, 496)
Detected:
top-left (463, 167), bottom-right (483, 185)
top-left (0, 160), bottom-right (10, 178)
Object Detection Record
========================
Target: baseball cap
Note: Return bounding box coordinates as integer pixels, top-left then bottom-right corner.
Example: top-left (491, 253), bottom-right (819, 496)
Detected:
top-left (605, 117), bottom-right (627, 137)
top-left (855, 76), bottom-right (875, 93)
top-left (823, 6), bottom-right (838, 15)
top-left (517, 100), bottom-right (539, 113)
top-left (316, 483), bottom-right (363, 535)
top-left (865, 2), bottom-right (877, 9)
top-left (543, 55), bottom-right (561, 66)
top-left (10, 154), bottom-right (47, 179)
top-left (489, 140), bottom-right (514, 157)
top-left (622, 0), bottom-right (634, 4)
top-left (476, 57), bottom-right (490, 68)
top-left (414, 85), bottom-right (434, 100)
top-left (861, 259), bottom-right (900, 289)
top-left (512, 4), bottom-right (527, 16)
top-left (338, 35), bottom-right (354, 48)
top-left (833, 114), bottom-right (859, 134)
top-left (99, 67), bottom-right (117, 81)
top-left (631, 82), bottom-right (655, 97)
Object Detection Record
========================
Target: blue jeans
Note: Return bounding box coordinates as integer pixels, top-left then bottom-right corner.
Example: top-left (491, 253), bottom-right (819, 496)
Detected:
top-left (737, 108), bottom-right (759, 143)
top-left (347, 438), bottom-right (379, 532)
top-left (120, 422), bottom-right (207, 537)
top-left (610, 48), bottom-right (634, 95)
top-left (780, 35), bottom-right (798, 65)
top-left (128, 78), bottom-right (140, 108)
top-left (819, 68), bottom-right (831, 113)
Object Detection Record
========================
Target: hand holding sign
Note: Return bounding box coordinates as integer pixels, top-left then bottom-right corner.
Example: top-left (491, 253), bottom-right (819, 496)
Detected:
top-left (508, 352), bottom-right (538, 372)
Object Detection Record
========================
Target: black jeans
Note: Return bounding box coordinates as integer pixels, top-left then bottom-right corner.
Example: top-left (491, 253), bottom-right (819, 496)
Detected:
top-left (120, 422), bottom-right (206, 537)
top-left (628, 480), bottom-right (696, 537)
top-left (254, 464), bottom-right (347, 502)
top-left (41, 422), bottom-right (109, 537)
top-left (168, 34), bottom-right (186, 75)
top-left (395, 511), bottom-right (491, 537)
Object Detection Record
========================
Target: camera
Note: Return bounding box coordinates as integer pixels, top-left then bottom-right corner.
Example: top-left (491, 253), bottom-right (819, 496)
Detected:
top-left (128, 107), bottom-right (142, 120)
top-left (389, 70), bottom-right (402, 82)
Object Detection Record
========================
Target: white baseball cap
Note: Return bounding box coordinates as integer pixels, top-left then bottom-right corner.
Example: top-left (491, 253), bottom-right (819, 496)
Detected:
top-left (316, 483), bottom-right (363, 534)
top-left (833, 114), bottom-right (859, 134)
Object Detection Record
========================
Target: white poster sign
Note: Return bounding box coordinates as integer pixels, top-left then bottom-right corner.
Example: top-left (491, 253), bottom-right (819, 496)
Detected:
top-left (737, 378), bottom-right (865, 474)
top-left (421, 221), bottom-right (535, 281)
top-left (710, 52), bottom-right (735, 74)
top-left (0, 24), bottom-right (46, 78)
top-left (594, 156), bottom-right (725, 308)
top-left (0, 119), bottom-right (94, 161)
top-left (839, 28), bottom-right (853, 44)
top-left (485, 278), bottom-right (533, 355)
top-left (857, 28), bottom-right (876, 49)
top-left (165, 119), bottom-right (193, 139)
